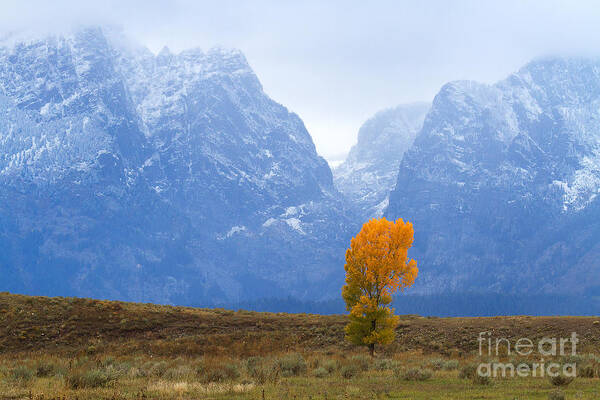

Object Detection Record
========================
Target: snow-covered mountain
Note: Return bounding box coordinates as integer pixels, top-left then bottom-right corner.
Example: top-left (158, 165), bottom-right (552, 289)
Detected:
top-left (0, 27), bottom-right (354, 304)
top-left (2, 26), bottom-right (599, 308)
top-left (386, 57), bottom-right (600, 297)
top-left (334, 103), bottom-right (429, 219)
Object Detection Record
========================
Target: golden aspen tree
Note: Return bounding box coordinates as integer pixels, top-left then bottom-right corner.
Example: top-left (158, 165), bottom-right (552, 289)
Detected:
top-left (342, 217), bottom-right (418, 356)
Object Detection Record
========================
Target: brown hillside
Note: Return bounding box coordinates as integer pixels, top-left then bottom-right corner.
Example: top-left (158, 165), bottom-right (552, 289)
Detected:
top-left (1, 292), bottom-right (599, 357)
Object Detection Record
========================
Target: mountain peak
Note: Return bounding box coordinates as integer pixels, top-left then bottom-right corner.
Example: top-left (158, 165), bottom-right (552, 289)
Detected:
top-left (386, 55), bottom-right (600, 296)
top-left (334, 102), bottom-right (430, 219)
top-left (0, 24), bottom-right (350, 305)
top-left (157, 45), bottom-right (172, 57)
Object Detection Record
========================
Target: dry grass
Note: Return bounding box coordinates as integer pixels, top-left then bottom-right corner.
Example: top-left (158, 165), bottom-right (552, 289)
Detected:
top-left (1, 292), bottom-right (600, 399)
top-left (148, 381), bottom-right (255, 394)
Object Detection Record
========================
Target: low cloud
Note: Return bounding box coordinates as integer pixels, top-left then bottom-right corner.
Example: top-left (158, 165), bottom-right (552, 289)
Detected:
top-left (2, 0), bottom-right (600, 161)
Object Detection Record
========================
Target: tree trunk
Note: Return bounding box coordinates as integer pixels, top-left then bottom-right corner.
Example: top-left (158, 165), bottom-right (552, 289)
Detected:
top-left (369, 318), bottom-right (377, 357)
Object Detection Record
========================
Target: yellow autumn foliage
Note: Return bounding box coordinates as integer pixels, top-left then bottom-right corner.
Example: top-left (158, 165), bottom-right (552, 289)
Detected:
top-left (342, 217), bottom-right (418, 355)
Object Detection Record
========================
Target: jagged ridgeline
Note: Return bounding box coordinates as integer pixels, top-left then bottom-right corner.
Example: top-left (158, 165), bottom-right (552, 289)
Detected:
top-left (0, 27), bottom-right (356, 305)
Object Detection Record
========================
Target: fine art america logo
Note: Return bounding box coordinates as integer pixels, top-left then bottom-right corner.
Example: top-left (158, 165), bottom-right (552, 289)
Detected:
top-left (477, 332), bottom-right (579, 378)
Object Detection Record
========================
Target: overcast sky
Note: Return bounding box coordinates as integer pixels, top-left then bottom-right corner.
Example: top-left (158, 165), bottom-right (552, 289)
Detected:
top-left (3, 1), bottom-right (600, 164)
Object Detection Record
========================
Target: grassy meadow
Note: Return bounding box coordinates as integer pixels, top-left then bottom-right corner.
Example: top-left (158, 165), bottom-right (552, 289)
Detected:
top-left (1, 292), bottom-right (599, 399)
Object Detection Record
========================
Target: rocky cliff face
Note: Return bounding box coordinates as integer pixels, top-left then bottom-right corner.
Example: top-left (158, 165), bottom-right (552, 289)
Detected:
top-left (0, 27), bottom-right (353, 305)
top-left (334, 103), bottom-right (429, 219)
top-left (385, 57), bottom-right (600, 297)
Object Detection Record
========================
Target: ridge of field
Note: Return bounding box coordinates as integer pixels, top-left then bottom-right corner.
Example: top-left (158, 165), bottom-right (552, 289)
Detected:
top-left (2, 292), bottom-right (599, 357)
